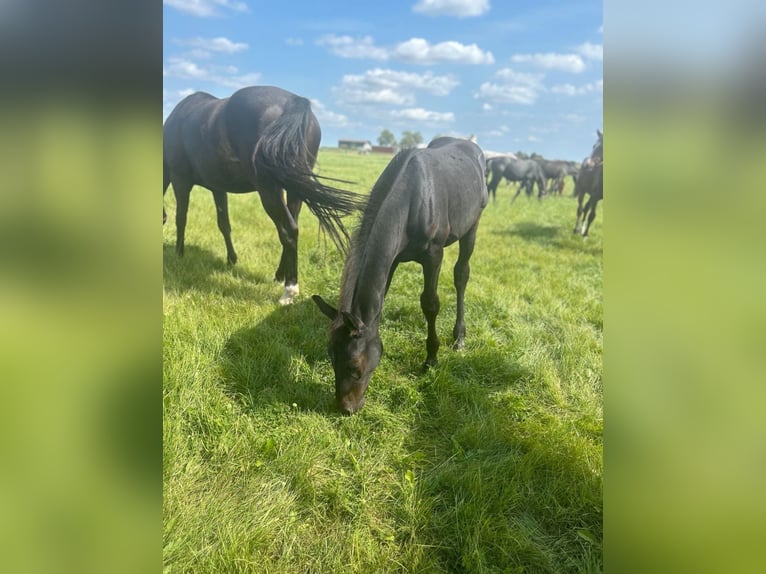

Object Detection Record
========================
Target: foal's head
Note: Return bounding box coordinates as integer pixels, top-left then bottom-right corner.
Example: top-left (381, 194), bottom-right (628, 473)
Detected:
top-left (312, 295), bottom-right (383, 415)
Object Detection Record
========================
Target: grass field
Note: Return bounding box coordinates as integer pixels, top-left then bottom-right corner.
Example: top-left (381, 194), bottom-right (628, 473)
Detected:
top-left (163, 148), bottom-right (603, 573)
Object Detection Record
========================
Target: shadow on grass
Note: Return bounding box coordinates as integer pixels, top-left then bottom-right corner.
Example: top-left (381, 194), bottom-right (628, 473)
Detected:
top-left (395, 348), bottom-right (603, 572)
top-left (163, 242), bottom-right (270, 299)
top-left (218, 299), bottom-right (338, 415)
top-left (491, 221), bottom-right (603, 256)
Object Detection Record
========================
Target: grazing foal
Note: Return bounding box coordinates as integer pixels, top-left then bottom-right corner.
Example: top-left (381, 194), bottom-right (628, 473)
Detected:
top-left (313, 137), bottom-right (488, 414)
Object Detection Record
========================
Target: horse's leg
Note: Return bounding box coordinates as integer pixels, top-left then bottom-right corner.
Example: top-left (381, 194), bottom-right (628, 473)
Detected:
top-left (488, 173), bottom-right (500, 203)
top-left (163, 162), bottom-right (170, 225)
top-left (582, 197), bottom-right (599, 238)
top-left (286, 191), bottom-right (303, 221)
top-left (420, 247), bottom-right (444, 369)
top-left (212, 190), bottom-right (237, 265)
top-left (574, 192), bottom-right (585, 233)
top-left (452, 223), bottom-right (478, 350)
top-left (273, 192), bottom-right (303, 281)
top-left (172, 180), bottom-right (192, 258)
top-left (384, 260), bottom-right (400, 296)
top-left (511, 184), bottom-right (522, 203)
top-left (259, 187), bottom-right (300, 304)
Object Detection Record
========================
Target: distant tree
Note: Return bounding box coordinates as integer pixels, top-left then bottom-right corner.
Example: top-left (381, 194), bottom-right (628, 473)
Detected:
top-left (377, 129), bottom-right (396, 146)
top-left (399, 130), bottom-right (424, 149)
top-left (515, 150), bottom-right (528, 159)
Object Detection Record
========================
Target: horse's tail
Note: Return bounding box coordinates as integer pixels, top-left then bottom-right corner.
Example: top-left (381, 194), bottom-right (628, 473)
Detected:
top-left (253, 97), bottom-right (365, 252)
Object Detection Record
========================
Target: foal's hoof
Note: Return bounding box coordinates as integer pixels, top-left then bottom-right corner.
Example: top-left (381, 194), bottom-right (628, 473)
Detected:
top-left (279, 284), bottom-right (300, 306)
top-left (421, 359), bottom-right (437, 372)
top-left (452, 339), bottom-right (465, 351)
top-left (227, 254), bottom-right (238, 265)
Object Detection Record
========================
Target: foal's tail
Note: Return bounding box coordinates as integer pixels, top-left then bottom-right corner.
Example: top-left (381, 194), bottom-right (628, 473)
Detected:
top-left (253, 97), bottom-right (365, 252)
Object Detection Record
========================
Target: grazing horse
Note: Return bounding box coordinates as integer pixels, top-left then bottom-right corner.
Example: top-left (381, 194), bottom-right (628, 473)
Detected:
top-left (573, 131), bottom-right (604, 238)
top-left (163, 86), bottom-right (364, 304)
top-left (313, 137), bottom-right (488, 414)
top-left (532, 156), bottom-right (577, 195)
top-left (486, 157), bottom-right (546, 202)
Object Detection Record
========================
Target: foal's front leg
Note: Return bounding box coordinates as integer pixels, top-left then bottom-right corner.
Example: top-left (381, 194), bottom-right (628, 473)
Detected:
top-left (453, 224), bottom-right (478, 350)
top-left (420, 248), bottom-right (444, 369)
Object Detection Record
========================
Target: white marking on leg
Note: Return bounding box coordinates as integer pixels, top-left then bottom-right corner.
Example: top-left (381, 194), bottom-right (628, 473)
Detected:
top-left (279, 283), bottom-right (300, 305)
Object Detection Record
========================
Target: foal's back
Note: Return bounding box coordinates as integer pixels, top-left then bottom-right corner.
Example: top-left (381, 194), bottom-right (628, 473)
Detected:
top-left (403, 138), bottom-right (488, 243)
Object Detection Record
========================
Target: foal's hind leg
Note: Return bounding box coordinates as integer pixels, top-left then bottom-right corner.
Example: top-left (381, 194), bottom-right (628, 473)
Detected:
top-left (452, 223), bottom-right (478, 350)
top-left (420, 247), bottom-right (444, 369)
top-left (172, 180), bottom-right (192, 258)
top-left (260, 187), bottom-right (300, 304)
top-left (212, 190), bottom-right (237, 265)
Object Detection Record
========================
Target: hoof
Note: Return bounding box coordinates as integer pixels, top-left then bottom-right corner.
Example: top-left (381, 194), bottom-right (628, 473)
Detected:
top-left (452, 339), bottom-right (465, 351)
top-left (279, 284), bottom-right (300, 306)
top-left (227, 254), bottom-right (238, 265)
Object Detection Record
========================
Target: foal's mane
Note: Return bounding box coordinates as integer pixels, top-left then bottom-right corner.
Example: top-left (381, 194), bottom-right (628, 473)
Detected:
top-left (339, 148), bottom-right (417, 308)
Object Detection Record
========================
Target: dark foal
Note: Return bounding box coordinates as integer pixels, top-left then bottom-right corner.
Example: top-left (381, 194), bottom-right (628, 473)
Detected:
top-left (313, 137), bottom-right (488, 414)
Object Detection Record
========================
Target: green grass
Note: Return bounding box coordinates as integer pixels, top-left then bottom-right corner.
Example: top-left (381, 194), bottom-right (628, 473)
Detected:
top-left (163, 148), bottom-right (602, 573)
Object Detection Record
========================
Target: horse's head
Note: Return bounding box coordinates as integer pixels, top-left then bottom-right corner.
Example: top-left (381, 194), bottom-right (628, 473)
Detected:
top-left (591, 130), bottom-right (603, 162)
top-left (312, 295), bottom-right (383, 415)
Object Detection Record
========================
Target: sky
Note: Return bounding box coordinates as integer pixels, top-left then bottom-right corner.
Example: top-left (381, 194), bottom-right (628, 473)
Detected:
top-left (163, 0), bottom-right (602, 161)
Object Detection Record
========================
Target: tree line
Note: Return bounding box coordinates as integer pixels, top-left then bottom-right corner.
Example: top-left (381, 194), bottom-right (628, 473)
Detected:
top-left (377, 129), bottom-right (423, 149)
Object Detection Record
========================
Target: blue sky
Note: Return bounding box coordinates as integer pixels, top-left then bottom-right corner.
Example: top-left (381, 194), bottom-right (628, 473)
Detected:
top-left (163, 0), bottom-right (602, 161)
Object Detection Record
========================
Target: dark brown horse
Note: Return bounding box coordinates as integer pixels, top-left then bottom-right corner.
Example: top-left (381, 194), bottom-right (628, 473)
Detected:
top-left (313, 137), bottom-right (488, 414)
top-left (163, 86), bottom-right (364, 304)
top-left (573, 130), bottom-right (604, 238)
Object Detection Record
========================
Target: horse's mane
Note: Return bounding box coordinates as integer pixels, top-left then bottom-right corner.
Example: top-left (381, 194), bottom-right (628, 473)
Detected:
top-left (339, 148), bottom-right (417, 308)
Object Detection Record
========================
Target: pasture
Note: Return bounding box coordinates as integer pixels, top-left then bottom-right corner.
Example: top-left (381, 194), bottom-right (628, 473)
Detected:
top-left (163, 148), bottom-right (603, 573)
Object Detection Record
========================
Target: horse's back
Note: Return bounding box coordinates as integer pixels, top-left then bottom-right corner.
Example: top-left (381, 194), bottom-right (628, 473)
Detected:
top-left (408, 138), bottom-right (487, 240)
top-left (164, 92), bottom-right (234, 186)
top-left (225, 86), bottom-right (321, 161)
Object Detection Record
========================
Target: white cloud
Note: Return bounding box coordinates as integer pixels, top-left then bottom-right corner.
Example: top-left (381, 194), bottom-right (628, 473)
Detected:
top-left (331, 69), bottom-right (460, 111)
top-left (316, 35), bottom-right (389, 60)
top-left (482, 102), bottom-right (493, 111)
top-left (598, 24), bottom-right (603, 34)
top-left (561, 112), bottom-right (586, 123)
top-left (163, 57), bottom-right (261, 89)
top-left (511, 52), bottom-right (586, 73)
top-left (412, 0), bottom-right (491, 18)
top-left (390, 108), bottom-right (455, 123)
top-left (395, 38), bottom-right (494, 65)
top-left (309, 99), bottom-right (349, 127)
top-left (163, 0), bottom-right (248, 18)
top-left (164, 57), bottom-right (209, 80)
top-left (550, 79), bottom-right (603, 96)
top-left (176, 36), bottom-right (248, 53)
top-left (474, 68), bottom-right (545, 105)
top-left (285, 37), bottom-right (304, 46)
top-left (317, 34), bottom-right (494, 65)
top-left (341, 68), bottom-right (459, 96)
top-left (528, 135), bottom-right (541, 142)
top-left (338, 88), bottom-right (415, 106)
top-left (576, 42), bottom-right (603, 61)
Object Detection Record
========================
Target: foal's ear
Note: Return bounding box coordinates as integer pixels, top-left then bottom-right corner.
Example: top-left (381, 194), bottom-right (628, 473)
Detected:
top-left (597, 129), bottom-right (603, 138)
top-left (341, 311), bottom-right (365, 336)
top-left (312, 295), bottom-right (338, 320)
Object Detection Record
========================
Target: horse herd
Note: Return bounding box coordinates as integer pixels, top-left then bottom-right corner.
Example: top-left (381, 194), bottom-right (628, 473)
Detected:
top-left (163, 85), bottom-right (603, 414)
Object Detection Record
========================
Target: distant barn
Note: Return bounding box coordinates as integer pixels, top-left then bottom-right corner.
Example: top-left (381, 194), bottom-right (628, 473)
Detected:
top-left (338, 139), bottom-right (372, 153)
